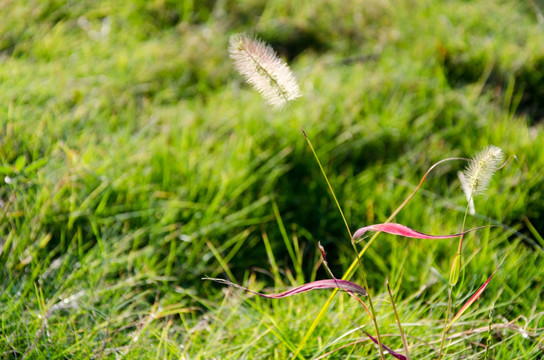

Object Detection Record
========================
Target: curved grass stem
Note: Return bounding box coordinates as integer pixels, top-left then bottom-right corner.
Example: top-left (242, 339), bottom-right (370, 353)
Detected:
top-left (302, 130), bottom-right (386, 360)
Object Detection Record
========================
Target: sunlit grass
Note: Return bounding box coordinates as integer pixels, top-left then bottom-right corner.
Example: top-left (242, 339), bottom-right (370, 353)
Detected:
top-left (1, 0), bottom-right (543, 358)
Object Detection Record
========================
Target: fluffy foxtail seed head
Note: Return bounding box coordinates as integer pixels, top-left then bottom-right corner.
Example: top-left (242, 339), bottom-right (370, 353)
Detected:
top-left (460, 145), bottom-right (504, 214)
top-left (229, 33), bottom-right (302, 109)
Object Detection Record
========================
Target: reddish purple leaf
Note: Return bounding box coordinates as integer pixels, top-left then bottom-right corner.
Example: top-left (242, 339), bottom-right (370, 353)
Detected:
top-left (204, 277), bottom-right (367, 297)
top-left (353, 223), bottom-right (490, 241)
top-left (364, 331), bottom-right (407, 360)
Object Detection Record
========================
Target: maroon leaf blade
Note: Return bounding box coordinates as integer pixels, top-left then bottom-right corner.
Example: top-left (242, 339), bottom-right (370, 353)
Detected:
top-left (204, 277), bottom-right (367, 297)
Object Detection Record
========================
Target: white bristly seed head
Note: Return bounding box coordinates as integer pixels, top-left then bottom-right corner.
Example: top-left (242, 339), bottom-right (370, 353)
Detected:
top-left (229, 33), bottom-right (302, 109)
top-left (460, 145), bottom-right (504, 214)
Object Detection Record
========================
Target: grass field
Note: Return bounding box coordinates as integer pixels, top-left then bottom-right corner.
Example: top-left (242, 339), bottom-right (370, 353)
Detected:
top-left (1, 0), bottom-right (543, 358)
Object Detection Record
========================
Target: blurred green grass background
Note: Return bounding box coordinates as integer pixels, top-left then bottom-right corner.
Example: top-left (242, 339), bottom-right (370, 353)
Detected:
top-left (0, 0), bottom-right (543, 358)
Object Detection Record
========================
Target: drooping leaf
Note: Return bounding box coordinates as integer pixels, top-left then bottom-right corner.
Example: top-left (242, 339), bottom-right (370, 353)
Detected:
top-left (353, 223), bottom-right (490, 242)
top-left (204, 277), bottom-right (367, 298)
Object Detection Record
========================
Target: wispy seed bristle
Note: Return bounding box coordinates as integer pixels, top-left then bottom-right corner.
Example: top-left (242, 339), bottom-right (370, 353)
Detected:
top-left (229, 33), bottom-right (302, 109)
top-left (460, 146), bottom-right (504, 209)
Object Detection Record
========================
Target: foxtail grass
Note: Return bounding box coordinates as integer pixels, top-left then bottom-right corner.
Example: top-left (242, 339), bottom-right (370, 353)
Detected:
top-left (217, 33), bottom-right (515, 360)
top-left (227, 32), bottom-right (387, 359)
top-left (438, 145), bottom-right (509, 360)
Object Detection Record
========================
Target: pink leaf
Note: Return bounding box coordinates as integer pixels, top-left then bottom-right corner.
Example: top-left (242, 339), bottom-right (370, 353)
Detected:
top-left (364, 331), bottom-right (407, 360)
top-left (204, 277), bottom-right (367, 298)
top-left (447, 257), bottom-right (505, 329)
top-left (353, 223), bottom-right (490, 241)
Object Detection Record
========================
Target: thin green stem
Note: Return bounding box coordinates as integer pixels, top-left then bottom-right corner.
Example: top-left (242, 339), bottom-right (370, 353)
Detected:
top-left (302, 130), bottom-right (386, 360)
top-left (457, 201), bottom-right (471, 254)
top-left (439, 203), bottom-right (471, 359)
top-left (302, 130), bottom-right (352, 239)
